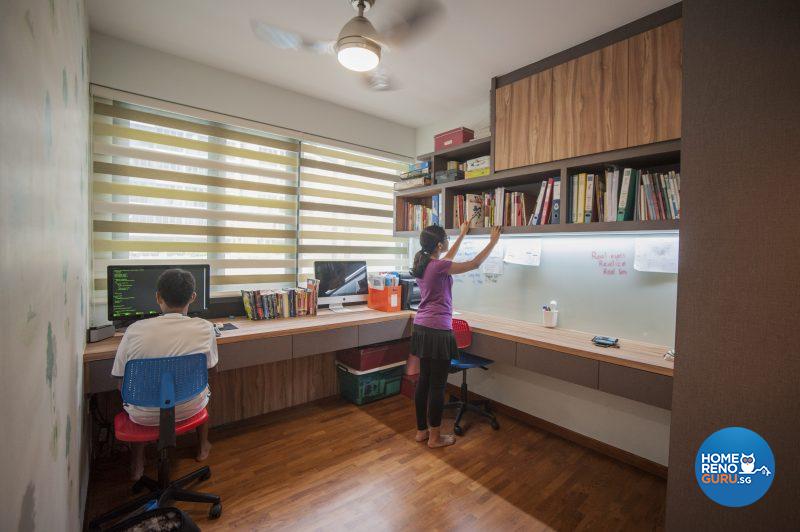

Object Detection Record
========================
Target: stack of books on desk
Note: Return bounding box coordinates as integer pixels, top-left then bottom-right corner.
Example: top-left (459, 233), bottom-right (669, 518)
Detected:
top-left (242, 279), bottom-right (319, 320)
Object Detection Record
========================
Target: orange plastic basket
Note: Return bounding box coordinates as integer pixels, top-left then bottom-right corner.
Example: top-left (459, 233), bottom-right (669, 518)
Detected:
top-left (367, 285), bottom-right (402, 312)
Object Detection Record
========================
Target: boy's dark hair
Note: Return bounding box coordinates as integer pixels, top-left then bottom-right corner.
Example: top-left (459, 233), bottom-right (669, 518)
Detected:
top-left (156, 268), bottom-right (196, 308)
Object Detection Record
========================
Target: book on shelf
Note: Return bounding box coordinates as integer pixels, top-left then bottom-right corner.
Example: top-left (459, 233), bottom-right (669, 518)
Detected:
top-left (452, 187), bottom-right (530, 227)
top-left (403, 197), bottom-right (440, 231)
top-left (568, 168), bottom-right (681, 224)
top-left (241, 280), bottom-right (319, 321)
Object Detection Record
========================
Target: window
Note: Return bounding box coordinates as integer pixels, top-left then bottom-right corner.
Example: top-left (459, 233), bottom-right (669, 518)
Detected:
top-left (91, 95), bottom-right (407, 311)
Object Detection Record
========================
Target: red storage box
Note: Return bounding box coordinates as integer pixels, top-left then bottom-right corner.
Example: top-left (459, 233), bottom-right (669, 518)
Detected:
top-left (434, 127), bottom-right (474, 151)
top-left (367, 285), bottom-right (402, 312)
top-left (336, 340), bottom-right (411, 372)
top-left (405, 354), bottom-right (420, 375)
top-left (401, 373), bottom-right (419, 399)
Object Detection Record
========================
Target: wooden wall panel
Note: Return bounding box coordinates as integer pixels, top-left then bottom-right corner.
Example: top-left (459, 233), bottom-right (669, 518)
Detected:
top-left (291, 352), bottom-right (339, 406)
top-left (240, 360), bottom-right (292, 420)
top-left (553, 40), bottom-right (629, 160)
top-left (494, 70), bottom-right (553, 171)
top-left (207, 368), bottom-right (243, 427)
top-left (628, 18), bottom-right (682, 146)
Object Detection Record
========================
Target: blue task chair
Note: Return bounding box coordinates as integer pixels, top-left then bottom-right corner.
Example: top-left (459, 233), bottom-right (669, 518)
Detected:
top-left (88, 354), bottom-right (221, 531)
top-left (445, 319), bottom-right (500, 436)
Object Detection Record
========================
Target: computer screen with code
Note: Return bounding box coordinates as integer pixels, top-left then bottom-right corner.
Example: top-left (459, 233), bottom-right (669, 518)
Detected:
top-left (107, 265), bottom-right (210, 321)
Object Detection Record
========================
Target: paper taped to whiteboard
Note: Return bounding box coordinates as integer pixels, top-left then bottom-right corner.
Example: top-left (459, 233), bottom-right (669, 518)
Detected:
top-left (503, 239), bottom-right (541, 266)
top-left (634, 237), bottom-right (679, 273)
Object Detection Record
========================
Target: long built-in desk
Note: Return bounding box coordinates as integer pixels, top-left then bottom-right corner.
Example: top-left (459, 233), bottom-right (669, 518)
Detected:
top-left (84, 306), bottom-right (674, 414)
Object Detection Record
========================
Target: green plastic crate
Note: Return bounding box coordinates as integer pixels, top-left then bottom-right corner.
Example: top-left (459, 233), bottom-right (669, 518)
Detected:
top-left (337, 361), bottom-right (406, 405)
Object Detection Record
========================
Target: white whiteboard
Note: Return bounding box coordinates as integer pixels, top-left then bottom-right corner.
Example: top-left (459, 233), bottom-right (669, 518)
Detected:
top-left (410, 234), bottom-right (678, 346)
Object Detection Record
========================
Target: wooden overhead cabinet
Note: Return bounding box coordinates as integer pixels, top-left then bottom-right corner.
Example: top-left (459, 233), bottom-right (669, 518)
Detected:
top-left (494, 69), bottom-right (553, 171)
top-left (627, 19), bottom-right (683, 146)
top-left (553, 40), bottom-right (629, 160)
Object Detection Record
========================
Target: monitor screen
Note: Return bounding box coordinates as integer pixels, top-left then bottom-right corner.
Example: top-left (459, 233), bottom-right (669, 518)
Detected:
top-left (107, 264), bottom-right (210, 321)
top-left (314, 261), bottom-right (368, 299)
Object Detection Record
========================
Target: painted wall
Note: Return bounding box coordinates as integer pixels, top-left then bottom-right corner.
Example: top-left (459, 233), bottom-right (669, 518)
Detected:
top-left (0, 1), bottom-right (91, 531)
top-left (90, 32), bottom-right (416, 158)
top-left (415, 99), bottom-right (490, 155)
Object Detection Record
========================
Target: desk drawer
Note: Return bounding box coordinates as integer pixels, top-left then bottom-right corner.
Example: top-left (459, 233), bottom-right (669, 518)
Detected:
top-left (293, 326), bottom-right (358, 357)
top-left (598, 363), bottom-right (673, 410)
top-left (217, 336), bottom-right (293, 371)
top-left (464, 333), bottom-right (516, 365)
top-left (516, 344), bottom-right (599, 388)
top-left (86, 359), bottom-right (117, 394)
top-left (358, 318), bottom-right (412, 346)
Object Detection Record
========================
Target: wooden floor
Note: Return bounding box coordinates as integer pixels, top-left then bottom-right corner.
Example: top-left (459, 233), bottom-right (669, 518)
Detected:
top-left (86, 395), bottom-right (666, 531)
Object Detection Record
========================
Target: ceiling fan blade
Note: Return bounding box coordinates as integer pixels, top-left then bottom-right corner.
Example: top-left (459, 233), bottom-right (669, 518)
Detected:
top-left (361, 66), bottom-right (397, 91)
top-left (250, 19), bottom-right (335, 54)
top-left (375, 0), bottom-right (443, 48)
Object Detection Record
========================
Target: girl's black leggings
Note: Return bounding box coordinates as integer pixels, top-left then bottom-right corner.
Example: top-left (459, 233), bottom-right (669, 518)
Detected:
top-left (415, 357), bottom-right (451, 430)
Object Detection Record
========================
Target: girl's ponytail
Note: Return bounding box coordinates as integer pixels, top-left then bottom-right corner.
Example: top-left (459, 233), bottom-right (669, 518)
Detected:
top-left (411, 225), bottom-right (447, 278)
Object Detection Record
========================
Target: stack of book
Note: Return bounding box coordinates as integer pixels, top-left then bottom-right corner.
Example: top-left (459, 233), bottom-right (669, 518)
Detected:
top-left (528, 177), bottom-right (561, 225)
top-left (395, 161), bottom-right (431, 191)
top-left (403, 195), bottom-right (440, 231)
top-left (241, 279), bottom-right (320, 320)
top-left (568, 168), bottom-right (680, 223)
top-left (452, 187), bottom-right (529, 227)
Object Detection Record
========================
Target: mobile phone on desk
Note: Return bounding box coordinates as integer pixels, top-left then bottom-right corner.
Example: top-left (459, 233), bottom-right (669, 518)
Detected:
top-left (592, 336), bottom-right (619, 348)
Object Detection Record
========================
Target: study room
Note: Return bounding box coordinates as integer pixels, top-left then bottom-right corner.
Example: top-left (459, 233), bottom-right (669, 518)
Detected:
top-left (2, 1), bottom-right (798, 531)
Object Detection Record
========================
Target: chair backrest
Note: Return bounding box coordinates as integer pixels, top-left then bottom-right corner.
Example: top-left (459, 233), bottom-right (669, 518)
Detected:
top-left (452, 319), bottom-right (472, 349)
top-left (121, 354), bottom-right (208, 409)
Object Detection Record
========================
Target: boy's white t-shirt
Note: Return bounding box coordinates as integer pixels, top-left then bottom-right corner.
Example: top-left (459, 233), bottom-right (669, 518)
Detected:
top-left (112, 313), bottom-right (219, 426)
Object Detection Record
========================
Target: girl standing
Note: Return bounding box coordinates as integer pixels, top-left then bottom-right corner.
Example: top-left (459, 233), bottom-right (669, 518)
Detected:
top-left (410, 222), bottom-right (501, 447)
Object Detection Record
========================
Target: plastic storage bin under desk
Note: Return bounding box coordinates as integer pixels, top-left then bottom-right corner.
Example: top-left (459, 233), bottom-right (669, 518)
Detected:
top-left (337, 361), bottom-right (406, 405)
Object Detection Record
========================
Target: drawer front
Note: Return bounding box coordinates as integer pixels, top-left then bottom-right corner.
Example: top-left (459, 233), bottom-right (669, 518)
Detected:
top-left (464, 333), bottom-right (516, 365)
top-left (516, 344), bottom-right (599, 388)
top-left (217, 336), bottom-right (293, 371)
top-left (598, 363), bottom-right (673, 410)
top-left (358, 318), bottom-right (412, 346)
top-left (86, 359), bottom-right (117, 394)
top-left (293, 326), bottom-right (358, 357)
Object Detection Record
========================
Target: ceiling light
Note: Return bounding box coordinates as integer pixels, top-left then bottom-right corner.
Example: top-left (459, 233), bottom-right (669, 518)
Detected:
top-left (336, 36), bottom-right (380, 71)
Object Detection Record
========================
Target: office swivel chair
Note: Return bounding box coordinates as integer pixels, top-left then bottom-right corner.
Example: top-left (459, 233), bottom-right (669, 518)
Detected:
top-left (446, 319), bottom-right (500, 436)
top-left (88, 354), bottom-right (221, 531)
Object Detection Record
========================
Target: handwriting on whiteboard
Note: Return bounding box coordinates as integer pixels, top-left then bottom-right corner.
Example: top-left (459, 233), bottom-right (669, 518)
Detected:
top-left (591, 250), bottom-right (628, 276)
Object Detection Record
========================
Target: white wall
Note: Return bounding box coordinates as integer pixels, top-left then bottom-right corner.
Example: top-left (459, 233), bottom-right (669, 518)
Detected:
top-left (1, 0), bottom-right (91, 530)
top-left (90, 32), bottom-right (416, 158)
top-left (415, 100), bottom-right (490, 155)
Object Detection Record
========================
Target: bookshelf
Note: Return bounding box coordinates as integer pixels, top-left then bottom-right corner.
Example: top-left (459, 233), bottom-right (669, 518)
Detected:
top-left (394, 139), bottom-right (681, 237)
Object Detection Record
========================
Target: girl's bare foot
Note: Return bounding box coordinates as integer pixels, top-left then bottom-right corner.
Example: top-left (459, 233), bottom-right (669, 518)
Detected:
top-left (415, 429), bottom-right (429, 442)
top-left (427, 426), bottom-right (456, 448)
top-left (196, 440), bottom-right (212, 462)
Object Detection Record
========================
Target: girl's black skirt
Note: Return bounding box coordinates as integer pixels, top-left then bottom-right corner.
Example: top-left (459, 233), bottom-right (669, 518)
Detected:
top-left (410, 323), bottom-right (459, 361)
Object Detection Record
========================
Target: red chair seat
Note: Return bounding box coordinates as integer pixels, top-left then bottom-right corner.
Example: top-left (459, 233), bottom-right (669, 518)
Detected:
top-left (114, 408), bottom-right (209, 443)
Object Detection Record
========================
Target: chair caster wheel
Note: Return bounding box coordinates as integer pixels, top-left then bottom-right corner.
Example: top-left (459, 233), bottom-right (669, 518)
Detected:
top-left (454, 425), bottom-right (464, 436)
top-left (200, 470), bottom-right (211, 482)
top-left (209, 502), bottom-right (222, 519)
top-left (490, 420), bottom-right (500, 430)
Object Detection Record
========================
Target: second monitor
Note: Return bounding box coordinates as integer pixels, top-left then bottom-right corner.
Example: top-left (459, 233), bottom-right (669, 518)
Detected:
top-left (314, 260), bottom-right (368, 311)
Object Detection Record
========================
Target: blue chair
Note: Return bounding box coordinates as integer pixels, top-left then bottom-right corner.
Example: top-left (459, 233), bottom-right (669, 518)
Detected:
top-left (445, 320), bottom-right (500, 436)
top-left (88, 354), bottom-right (221, 531)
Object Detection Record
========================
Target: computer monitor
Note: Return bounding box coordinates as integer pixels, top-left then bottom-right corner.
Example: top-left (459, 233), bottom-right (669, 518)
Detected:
top-left (107, 264), bottom-right (211, 322)
top-left (314, 260), bottom-right (368, 311)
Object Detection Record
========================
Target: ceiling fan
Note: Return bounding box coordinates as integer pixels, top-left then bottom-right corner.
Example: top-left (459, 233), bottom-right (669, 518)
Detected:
top-left (251, 0), bottom-right (442, 91)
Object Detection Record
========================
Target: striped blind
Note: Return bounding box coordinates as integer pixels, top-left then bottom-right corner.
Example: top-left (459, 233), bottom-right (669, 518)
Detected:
top-left (91, 95), bottom-right (409, 310)
top-left (92, 97), bottom-right (299, 304)
top-left (298, 142), bottom-right (407, 280)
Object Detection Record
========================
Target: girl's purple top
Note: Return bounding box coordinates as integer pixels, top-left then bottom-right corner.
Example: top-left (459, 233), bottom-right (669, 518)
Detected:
top-left (413, 258), bottom-right (453, 330)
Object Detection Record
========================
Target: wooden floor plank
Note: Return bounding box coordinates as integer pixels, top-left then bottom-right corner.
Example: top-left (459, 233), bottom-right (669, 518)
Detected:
top-left (85, 395), bottom-right (665, 531)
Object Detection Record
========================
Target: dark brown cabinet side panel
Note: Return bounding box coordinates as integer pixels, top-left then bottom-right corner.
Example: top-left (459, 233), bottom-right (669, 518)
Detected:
top-left (598, 362), bottom-right (672, 409)
top-left (628, 18), bottom-right (682, 146)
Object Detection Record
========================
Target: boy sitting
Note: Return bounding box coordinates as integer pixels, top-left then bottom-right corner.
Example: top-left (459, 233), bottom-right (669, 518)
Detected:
top-left (111, 268), bottom-right (218, 480)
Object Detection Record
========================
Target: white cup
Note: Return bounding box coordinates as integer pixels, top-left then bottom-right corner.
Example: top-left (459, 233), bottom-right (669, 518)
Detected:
top-left (543, 310), bottom-right (558, 328)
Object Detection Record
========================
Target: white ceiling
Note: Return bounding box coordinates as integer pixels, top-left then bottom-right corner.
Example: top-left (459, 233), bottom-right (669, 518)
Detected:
top-left (88, 0), bottom-right (676, 128)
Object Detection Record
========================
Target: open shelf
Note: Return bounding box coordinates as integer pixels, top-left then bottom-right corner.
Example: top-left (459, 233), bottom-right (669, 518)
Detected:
top-left (443, 219), bottom-right (679, 236)
top-left (417, 136), bottom-right (491, 163)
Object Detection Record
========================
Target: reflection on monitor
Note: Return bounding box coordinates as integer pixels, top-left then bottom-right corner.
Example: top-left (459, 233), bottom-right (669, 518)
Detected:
top-left (314, 261), bottom-right (368, 310)
top-left (107, 264), bottom-right (210, 322)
